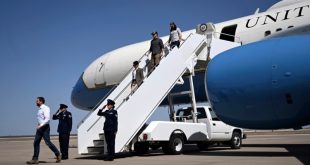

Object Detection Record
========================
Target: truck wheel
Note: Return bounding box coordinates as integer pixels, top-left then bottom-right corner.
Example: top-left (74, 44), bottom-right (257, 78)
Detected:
top-left (230, 132), bottom-right (241, 149)
top-left (162, 134), bottom-right (184, 154)
top-left (134, 142), bottom-right (149, 155)
top-left (197, 142), bottom-right (209, 151)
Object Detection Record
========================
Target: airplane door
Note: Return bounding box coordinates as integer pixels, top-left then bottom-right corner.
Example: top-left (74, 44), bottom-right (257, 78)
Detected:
top-left (95, 62), bottom-right (106, 87)
top-left (220, 24), bottom-right (237, 42)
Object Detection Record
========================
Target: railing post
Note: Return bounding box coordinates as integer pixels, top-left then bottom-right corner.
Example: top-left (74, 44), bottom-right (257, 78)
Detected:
top-left (189, 72), bottom-right (198, 123)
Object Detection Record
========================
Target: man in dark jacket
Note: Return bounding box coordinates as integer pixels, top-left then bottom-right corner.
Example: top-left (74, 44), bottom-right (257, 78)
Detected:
top-left (97, 99), bottom-right (118, 161)
top-left (53, 104), bottom-right (72, 160)
top-left (148, 31), bottom-right (164, 74)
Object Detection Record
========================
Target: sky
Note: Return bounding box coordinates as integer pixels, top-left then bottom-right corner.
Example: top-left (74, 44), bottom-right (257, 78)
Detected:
top-left (0, 0), bottom-right (280, 136)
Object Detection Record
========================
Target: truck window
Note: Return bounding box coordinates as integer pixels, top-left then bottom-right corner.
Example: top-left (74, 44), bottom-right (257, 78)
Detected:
top-left (208, 108), bottom-right (220, 121)
top-left (197, 108), bottom-right (207, 119)
top-left (176, 108), bottom-right (193, 121)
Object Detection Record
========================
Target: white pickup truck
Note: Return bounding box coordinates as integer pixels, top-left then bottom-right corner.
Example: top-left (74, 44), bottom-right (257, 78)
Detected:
top-left (133, 106), bottom-right (246, 154)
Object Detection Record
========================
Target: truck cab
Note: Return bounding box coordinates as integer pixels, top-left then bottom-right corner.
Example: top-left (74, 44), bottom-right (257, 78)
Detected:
top-left (176, 106), bottom-right (242, 141)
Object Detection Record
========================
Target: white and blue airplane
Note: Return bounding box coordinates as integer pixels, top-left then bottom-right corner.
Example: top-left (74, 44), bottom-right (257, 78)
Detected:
top-left (71, 0), bottom-right (310, 129)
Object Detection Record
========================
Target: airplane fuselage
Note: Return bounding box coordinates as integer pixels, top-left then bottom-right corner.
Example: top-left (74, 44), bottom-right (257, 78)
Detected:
top-left (71, 0), bottom-right (310, 129)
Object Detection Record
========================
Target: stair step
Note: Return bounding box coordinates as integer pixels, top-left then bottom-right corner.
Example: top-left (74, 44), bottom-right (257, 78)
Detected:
top-left (87, 146), bottom-right (104, 153)
top-left (94, 139), bottom-right (105, 146)
top-left (81, 152), bottom-right (103, 155)
top-left (99, 133), bottom-right (105, 140)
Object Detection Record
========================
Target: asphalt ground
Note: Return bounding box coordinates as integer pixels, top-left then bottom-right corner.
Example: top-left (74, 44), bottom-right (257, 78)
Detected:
top-left (0, 131), bottom-right (309, 165)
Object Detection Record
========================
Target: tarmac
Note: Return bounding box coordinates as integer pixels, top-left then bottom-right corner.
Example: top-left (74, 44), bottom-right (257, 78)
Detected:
top-left (0, 130), bottom-right (310, 165)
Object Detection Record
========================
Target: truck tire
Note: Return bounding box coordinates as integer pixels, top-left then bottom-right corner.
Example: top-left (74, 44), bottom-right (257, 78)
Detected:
top-left (162, 134), bottom-right (184, 155)
top-left (197, 142), bottom-right (210, 151)
top-left (134, 142), bottom-right (149, 155)
top-left (230, 132), bottom-right (241, 149)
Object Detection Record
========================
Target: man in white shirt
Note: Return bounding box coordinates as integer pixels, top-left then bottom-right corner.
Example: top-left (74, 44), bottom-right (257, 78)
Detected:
top-left (27, 97), bottom-right (61, 164)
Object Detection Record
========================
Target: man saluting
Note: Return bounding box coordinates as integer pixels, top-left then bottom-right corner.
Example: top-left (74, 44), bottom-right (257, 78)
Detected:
top-left (97, 99), bottom-right (118, 161)
top-left (53, 104), bottom-right (72, 160)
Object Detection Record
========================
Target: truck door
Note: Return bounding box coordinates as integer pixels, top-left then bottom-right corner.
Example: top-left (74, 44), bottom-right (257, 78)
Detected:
top-left (208, 108), bottom-right (231, 140)
top-left (197, 107), bottom-right (211, 140)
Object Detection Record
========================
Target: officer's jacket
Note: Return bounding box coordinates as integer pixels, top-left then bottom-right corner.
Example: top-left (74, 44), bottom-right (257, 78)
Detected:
top-left (97, 109), bottom-right (118, 132)
top-left (52, 111), bottom-right (72, 133)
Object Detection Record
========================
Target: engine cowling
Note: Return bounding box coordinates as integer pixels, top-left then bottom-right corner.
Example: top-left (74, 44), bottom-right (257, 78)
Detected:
top-left (206, 36), bottom-right (310, 129)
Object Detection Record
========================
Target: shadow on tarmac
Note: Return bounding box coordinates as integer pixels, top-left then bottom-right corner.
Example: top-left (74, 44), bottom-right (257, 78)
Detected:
top-left (183, 144), bottom-right (310, 165)
top-left (75, 144), bottom-right (310, 164)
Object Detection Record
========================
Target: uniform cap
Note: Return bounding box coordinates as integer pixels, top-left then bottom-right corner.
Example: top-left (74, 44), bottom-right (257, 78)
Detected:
top-left (151, 31), bottom-right (158, 35)
top-left (107, 99), bottom-right (115, 105)
top-left (60, 104), bottom-right (68, 109)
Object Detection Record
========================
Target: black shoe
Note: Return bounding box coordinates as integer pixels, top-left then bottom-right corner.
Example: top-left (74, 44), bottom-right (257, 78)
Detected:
top-left (104, 157), bottom-right (114, 161)
top-left (61, 157), bottom-right (68, 160)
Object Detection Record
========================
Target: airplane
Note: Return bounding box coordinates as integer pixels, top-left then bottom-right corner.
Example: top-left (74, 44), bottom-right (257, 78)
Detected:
top-left (71, 0), bottom-right (310, 129)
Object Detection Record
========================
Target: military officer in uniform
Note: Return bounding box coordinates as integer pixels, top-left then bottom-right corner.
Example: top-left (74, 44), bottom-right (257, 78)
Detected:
top-left (97, 99), bottom-right (118, 161)
top-left (52, 104), bottom-right (72, 160)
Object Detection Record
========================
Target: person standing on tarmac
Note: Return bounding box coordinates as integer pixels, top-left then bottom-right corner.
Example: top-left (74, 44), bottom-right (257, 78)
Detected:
top-left (52, 104), bottom-right (72, 160)
top-left (26, 97), bottom-right (61, 164)
top-left (97, 99), bottom-right (118, 161)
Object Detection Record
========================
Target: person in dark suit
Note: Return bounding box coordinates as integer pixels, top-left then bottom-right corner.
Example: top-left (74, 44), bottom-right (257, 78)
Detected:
top-left (52, 104), bottom-right (72, 160)
top-left (131, 61), bottom-right (144, 93)
top-left (97, 99), bottom-right (118, 161)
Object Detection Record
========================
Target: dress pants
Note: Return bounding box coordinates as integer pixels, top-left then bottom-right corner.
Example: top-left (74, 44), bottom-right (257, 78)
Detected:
top-left (59, 133), bottom-right (70, 159)
top-left (104, 130), bottom-right (116, 159)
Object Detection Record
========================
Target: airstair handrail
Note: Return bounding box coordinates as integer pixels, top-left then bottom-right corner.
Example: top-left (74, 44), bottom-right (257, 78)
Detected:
top-left (109, 33), bottom-right (194, 109)
top-left (77, 44), bottom-right (151, 129)
top-left (85, 33), bottom-right (196, 132)
top-left (77, 85), bottom-right (117, 128)
top-left (113, 33), bottom-right (194, 109)
top-left (120, 34), bottom-right (207, 150)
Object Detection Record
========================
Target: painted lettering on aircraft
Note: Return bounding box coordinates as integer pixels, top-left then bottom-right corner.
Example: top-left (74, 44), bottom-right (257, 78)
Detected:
top-left (246, 5), bottom-right (309, 28)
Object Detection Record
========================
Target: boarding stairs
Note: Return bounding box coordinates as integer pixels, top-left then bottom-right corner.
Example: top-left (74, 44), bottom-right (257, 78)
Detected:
top-left (77, 25), bottom-right (241, 155)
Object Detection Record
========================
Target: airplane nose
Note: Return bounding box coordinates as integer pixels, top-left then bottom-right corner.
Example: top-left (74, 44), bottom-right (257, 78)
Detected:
top-left (71, 74), bottom-right (113, 110)
top-left (206, 36), bottom-right (310, 129)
